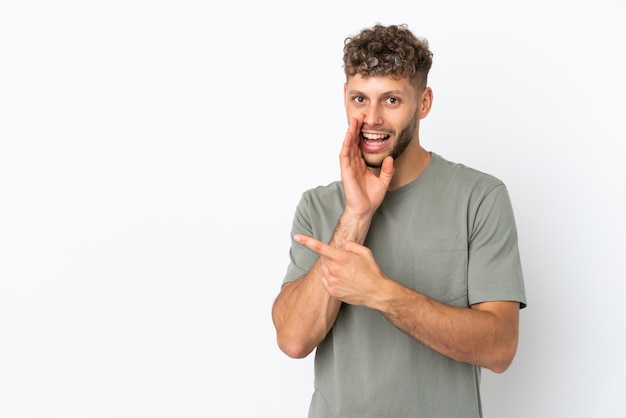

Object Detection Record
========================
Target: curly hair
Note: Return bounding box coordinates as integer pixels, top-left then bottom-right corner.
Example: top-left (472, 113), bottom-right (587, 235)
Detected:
top-left (343, 24), bottom-right (433, 91)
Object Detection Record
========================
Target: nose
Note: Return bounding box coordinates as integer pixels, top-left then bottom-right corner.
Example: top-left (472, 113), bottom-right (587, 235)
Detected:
top-left (363, 104), bottom-right (383, 126)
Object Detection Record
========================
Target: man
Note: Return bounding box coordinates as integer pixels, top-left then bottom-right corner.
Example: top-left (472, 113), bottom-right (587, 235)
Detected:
top-left (271, 23), bottom-right (526, 418)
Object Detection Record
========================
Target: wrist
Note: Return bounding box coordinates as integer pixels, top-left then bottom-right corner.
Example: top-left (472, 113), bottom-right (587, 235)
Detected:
top-left (330, 212), bottom-right (372, 247)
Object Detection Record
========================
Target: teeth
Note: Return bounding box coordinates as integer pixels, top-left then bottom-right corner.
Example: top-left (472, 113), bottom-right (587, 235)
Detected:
top-left (362, 133), bottom-right (388, 140)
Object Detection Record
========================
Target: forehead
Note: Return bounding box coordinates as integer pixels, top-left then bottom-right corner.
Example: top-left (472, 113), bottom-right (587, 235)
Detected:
top-left (346, 74), bottom-right (416, 97)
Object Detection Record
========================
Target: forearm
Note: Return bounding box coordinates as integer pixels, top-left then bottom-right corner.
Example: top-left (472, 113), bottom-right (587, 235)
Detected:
top-left (272, 213), bottom-right (372, 358)
top-left (330, 211), bottom-right (372, 247)
top-left (374, 280), bottom-right (520, 372)
top-left (272, 261), bottom-right (341, 359)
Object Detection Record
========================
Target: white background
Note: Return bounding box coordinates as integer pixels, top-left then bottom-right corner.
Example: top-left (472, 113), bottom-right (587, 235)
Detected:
top-left (1, 0), bottom-right (625, 417)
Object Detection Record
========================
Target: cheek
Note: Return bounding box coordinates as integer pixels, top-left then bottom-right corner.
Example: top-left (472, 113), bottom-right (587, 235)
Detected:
top-left (388, 111), bottom-right (412, 128)
top-left (403, 107), bottom-right (420, 124)
top-left (344, 105), bottom-right (361, 121)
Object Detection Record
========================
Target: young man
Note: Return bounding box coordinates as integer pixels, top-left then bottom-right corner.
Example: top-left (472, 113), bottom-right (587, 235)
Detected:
top-left (271, 23), bottom-right (527, 417)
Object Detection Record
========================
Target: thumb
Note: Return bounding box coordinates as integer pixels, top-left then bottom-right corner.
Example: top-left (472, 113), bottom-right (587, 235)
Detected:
top-left (379, 156), bottom-right (395, 186)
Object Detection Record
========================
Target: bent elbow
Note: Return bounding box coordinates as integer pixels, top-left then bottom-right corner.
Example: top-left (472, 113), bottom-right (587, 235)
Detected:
top-left (277, 335), bottom-right (314, 359)
top-left (486, 341), bottom-right (518, 373)
top-left (273, 316), bottom-right (316, 359)
top-left (488, 358), bottom-right (512, 374)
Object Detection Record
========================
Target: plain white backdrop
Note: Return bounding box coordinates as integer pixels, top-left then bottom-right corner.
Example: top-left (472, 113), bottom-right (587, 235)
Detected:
top-left (1, 0), bottom-right (625, 417)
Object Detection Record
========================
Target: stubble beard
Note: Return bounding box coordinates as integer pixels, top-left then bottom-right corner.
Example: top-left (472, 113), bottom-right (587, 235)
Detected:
top-left (363, 110), bottom-right (419, 169)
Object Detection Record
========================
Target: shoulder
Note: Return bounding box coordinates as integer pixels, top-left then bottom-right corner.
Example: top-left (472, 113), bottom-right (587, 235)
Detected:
top-left (295, 180), bottom-right (345, 216)
top-left (293, 181), bottom-right (345, 242)
top-left (300, 180), bottom-right (344, 204)
top-left (430, 152), bottom-right (505, 194)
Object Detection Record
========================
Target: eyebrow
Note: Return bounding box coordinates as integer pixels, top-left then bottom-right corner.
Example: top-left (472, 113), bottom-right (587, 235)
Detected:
top-left (347, 89), bottom-right (407, 97)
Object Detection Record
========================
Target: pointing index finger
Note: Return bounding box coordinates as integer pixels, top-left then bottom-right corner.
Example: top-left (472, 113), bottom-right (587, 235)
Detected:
top-left (294, 234), bottom-right (335, 257)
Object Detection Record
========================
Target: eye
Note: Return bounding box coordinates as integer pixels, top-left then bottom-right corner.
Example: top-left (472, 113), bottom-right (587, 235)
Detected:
top-left (352, 96), bottom-right (365, 104)
top-left (385, 97), bottom-right (400, 106)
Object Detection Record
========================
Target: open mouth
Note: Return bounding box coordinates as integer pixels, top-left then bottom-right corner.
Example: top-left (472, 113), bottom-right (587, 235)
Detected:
top-left (362, 132), bottom-right (390, 144)
top-left (361, 132), bottom-right (391, 149)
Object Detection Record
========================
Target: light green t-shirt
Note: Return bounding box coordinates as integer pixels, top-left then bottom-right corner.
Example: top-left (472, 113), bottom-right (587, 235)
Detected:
top-left (283, 152), bottom-right (527, 418)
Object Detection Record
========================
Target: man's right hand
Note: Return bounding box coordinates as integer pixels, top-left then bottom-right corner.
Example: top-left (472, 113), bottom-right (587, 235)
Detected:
top-left (340, 114), bottom-right (394, 219)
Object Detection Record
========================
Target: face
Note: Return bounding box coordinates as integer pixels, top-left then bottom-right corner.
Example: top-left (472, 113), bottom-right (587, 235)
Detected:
top-left (344, 75), bottom-right (428, 168)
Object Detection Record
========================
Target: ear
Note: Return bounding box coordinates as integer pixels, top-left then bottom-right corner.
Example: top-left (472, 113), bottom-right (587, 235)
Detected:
top-left (343, 82), bottom-right (348, 106)
top-left (418, 87), bottom-right (433, 119)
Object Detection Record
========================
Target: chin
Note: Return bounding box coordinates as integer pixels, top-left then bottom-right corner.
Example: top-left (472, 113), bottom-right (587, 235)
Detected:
top-left (363, 155), bottom-right (385, 169)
